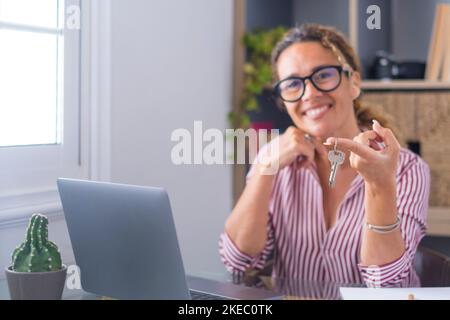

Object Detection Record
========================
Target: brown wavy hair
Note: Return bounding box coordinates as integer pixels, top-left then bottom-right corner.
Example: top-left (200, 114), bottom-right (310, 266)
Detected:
top-left (271, 23), bottom-right (392, 131)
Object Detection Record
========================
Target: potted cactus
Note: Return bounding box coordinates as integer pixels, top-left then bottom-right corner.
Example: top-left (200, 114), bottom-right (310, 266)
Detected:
top-left (5, 213), bottom-right (67, 300)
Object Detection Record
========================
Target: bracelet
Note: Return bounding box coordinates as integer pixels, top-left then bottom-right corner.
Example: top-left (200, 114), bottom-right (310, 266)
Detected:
top-left (365, 215), bottom-right (401, 234)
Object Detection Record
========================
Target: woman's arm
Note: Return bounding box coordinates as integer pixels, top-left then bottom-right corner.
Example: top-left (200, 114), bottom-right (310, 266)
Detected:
top-left (224, 166), bottom-right (275, 257)
top-left (359, 160), bottom-right (429, 287)
top-left (219, 166), bottom-right (276, 276)
top-left (224, 126), bottom-right (319, 257)
top-left (326, 120), bottom-right (430, 287)
top-left (360, 178), bottom-right (405, 266)
top-left (326, 120), bottom-right (405, 266)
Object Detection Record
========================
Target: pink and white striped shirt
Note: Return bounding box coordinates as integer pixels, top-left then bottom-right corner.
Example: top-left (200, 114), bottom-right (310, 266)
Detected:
top-left (219, 147), bottom-right (430, 288)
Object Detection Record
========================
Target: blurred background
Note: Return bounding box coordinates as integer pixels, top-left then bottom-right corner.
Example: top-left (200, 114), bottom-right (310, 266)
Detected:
top-left (0, 0), bottom-right (449, 280)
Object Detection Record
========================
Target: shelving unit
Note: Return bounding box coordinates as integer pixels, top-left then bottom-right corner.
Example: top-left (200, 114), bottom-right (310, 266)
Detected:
top-left (428, 208), bottom-right (450, 237)
top-left (362, 80), bottom-right (450, 91)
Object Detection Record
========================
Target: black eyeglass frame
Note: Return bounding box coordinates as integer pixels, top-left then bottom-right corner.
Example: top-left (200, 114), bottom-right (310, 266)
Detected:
top-left (273, 65), bottom-right (353, 103)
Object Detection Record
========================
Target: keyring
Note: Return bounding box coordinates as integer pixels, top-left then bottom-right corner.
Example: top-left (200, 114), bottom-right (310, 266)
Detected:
top-left (377, 141), bottom-right (386, 149)
top-left (304, 134), bottom-right (313, 142)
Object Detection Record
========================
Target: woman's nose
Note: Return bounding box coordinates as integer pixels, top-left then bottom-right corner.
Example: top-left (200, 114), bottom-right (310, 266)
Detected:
top-left (302, 79), bottom-right (323, 101)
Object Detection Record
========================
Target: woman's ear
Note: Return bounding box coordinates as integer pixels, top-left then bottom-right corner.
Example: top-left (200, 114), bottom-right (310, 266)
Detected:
top-left (350, 71), bottom-right (361, 99)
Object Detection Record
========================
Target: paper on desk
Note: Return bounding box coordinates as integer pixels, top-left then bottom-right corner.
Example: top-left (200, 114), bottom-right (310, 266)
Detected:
top-left (340, 287), bottom-right (450, 300)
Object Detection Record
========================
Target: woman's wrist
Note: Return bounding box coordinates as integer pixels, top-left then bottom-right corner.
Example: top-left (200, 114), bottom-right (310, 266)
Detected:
top-left (249, 163), bottom-right (277, 182)
top-left (364, 176), bottom-right (398, 226)
top-left (364, 175), bottom-right (396, 196)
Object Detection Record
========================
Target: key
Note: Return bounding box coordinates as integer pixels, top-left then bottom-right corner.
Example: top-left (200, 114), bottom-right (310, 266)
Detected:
top-left (328, 140), bottom-right (345, 188)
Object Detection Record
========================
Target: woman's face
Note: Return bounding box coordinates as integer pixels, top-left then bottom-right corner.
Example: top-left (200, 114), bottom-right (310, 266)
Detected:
top-left (276, 41), bottom-right (361, 139)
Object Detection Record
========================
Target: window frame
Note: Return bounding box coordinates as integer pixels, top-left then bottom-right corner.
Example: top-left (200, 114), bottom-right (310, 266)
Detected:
top-left (0, 0), bottom-right (102, 226)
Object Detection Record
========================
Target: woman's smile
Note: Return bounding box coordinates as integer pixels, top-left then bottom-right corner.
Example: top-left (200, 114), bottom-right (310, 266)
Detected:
top-left (301, 103), bottom-right (334, 120)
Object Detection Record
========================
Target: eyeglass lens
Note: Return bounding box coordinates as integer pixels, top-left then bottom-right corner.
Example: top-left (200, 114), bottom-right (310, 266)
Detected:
top-left (278, 67), bottom-right (341, 102)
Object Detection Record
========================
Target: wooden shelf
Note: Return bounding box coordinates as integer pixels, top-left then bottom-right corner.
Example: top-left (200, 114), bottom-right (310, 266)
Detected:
top-left (362, 80), bottom-right (450, 91)
top-left (427, 207), bottom-right (450, 237)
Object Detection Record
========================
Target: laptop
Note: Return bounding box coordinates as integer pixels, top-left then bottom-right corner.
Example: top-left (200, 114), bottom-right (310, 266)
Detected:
top-left (57, 178), bottom-right (282, 300)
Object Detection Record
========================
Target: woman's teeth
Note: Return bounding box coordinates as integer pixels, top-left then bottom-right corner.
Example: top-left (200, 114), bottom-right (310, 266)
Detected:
top-left (304, 104), bottom-right (331, 118)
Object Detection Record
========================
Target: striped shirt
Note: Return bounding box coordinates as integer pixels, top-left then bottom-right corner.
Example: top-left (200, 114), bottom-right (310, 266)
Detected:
top-left (219, 147), bottom-right (430, 288)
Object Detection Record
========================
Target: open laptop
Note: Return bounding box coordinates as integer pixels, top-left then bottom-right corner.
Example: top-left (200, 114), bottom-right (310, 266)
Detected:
top-left (57, 178), bottom-right (282, 300)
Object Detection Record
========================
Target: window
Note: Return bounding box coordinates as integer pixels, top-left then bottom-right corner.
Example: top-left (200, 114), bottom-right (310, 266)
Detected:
top-left (0, 0), bottom-right (63, 147)
top-left (0, 0), bottom-right (89, 213)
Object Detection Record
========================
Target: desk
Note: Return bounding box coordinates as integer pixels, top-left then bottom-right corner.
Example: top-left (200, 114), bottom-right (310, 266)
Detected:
top-left (0, 276), bottom-right (97, 300)
top-left (0, 271), bottom-right (364, 300)
top-left (227, 273), bottom-right (364, 300)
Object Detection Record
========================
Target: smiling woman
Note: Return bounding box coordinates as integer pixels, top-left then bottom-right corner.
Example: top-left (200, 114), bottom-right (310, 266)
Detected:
top-left (220, 23), bottom-right (431, 288)
top-left (270, 24), bottom-right (389, 136)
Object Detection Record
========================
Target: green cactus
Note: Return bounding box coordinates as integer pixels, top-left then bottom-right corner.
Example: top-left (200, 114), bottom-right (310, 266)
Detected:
top-left (11, 213), bottom-right (62, 272)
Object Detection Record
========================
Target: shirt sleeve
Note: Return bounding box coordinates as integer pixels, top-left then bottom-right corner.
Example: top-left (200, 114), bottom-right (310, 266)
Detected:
top-left (219, 154), bottom-right (278, 276)
top-left (358, 158), bottom-right (430, 288)
top-left (218, 221), bottom-right (275, 277)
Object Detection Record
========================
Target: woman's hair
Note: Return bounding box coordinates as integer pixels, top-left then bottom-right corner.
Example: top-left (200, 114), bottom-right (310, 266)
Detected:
top-left (271, 23), bottom-right (391, 131)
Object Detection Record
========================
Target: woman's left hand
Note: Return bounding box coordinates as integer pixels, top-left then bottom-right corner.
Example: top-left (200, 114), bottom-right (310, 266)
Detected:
top-left (325, 120), bottom-right (400, 187)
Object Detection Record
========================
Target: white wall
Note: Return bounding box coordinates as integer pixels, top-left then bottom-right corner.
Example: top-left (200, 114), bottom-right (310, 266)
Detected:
top-left (0, 0), bottom-right (234, 281)
top-left (109, 0), bottom-right (234, 277)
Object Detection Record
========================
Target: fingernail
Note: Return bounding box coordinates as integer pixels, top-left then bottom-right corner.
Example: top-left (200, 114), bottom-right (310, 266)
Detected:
top-left (323, 142), bottom-right (332, 146)
top-left (372, 119), bottom-right (381, 126)
top-left (324, 137), bottom-right (335, 145)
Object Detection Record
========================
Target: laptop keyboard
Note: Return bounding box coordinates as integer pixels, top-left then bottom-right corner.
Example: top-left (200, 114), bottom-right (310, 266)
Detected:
top-left (189, 290), bottom-right (232, 300)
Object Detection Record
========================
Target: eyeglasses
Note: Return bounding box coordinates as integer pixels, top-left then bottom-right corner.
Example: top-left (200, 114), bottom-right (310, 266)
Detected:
top-left (273, 65), bottom-right (352, 103)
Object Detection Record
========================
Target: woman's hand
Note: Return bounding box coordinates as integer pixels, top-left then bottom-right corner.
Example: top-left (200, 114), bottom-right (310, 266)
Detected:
top-left (258, 126), bottom-right (328, 173)
top-left (325, 120), bottom-right (400, 187)
top-left (332, 121), bottom-right (405, 267)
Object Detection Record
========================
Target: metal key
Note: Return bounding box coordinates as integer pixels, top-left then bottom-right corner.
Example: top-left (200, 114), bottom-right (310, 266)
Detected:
top-left (328, 139), bottom-right (345, 188)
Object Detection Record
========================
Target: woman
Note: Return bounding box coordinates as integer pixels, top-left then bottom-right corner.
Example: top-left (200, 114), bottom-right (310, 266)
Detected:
top-left (219, 24), bottom-right (430, 288)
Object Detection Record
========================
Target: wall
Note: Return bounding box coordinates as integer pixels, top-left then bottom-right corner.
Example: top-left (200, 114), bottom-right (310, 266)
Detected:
top-left (246, 0), bottom-right (293, 30)
top-left (0, 0), bottom-right (234, 281)
top-left (292, 0), bottom-right (349, 35)
top-left (391, 0), bottom-right (450, 61)
top-left (245, 0), bottom-right (450, 75)
top-left (358, 0), bottom-right (391, 78)
top-left (109, 0), bottom-right (234, 278)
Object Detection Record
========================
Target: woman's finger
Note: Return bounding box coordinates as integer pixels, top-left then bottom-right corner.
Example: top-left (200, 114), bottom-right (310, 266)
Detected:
top-left (354, 131), bottom-right (378, 145)
top-left (296, 141), bottom-right (315, 163)
top-left (304, 134), bottom-right (329, 159)
top-left (372, 120), bottom-right (399, 149)
top-left (324, 136), bottom-right (377, 160)
top-left (353, 130), bottom-right (385, 151)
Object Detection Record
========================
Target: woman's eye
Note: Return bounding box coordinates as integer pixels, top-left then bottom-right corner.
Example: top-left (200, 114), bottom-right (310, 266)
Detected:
top-left (316, 71), bottom-right (333, 80)
top-left (284, 79), bottom-right (302, 90)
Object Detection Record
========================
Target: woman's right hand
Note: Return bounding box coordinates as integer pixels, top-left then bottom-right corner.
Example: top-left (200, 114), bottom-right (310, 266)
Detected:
top-left (258, 126), bottom-right (323, 172)
top-left (226, 126), bottom-right (328, 255)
